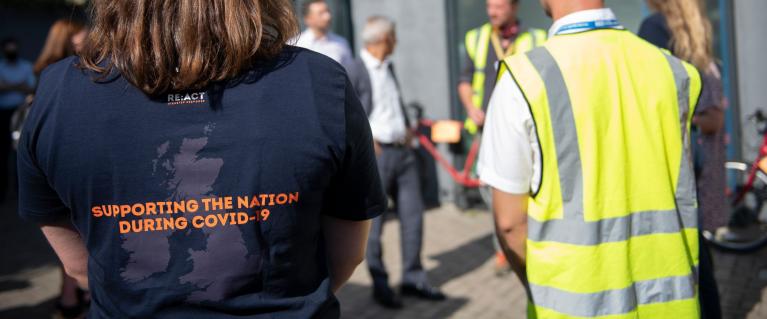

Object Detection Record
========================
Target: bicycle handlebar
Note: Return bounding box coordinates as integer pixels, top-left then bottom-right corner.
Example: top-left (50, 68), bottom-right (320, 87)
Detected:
top-left (747, 110), bottom-right (767, 135)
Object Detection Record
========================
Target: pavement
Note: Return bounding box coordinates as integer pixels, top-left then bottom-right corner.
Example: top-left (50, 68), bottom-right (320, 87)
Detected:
top-left (1, 200), bottom-right (766, 319)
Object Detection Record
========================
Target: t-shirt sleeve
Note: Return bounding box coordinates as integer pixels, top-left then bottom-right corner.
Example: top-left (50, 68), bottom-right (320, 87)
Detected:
top-left (459, 42), bottom-right (475, 84)
top-left (17, 69), bottom-right (70, 224)
top-left (478, 72), bottom-right (538, 195)
top-left (321, 79), bottom-right (386, 220)
top-left (695, 67), bottom-right (724, 114)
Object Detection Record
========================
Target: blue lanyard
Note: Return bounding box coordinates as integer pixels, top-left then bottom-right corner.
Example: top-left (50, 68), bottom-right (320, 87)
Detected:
top-left (555, 19), bottom-right (622, 35)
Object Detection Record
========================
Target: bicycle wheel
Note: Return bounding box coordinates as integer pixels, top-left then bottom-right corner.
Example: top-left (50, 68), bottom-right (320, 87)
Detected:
top-left (703, 161), bottom-right (767, 252)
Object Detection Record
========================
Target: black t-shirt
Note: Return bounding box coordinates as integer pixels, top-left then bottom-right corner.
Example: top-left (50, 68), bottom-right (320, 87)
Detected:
top-left (638, 13), bottom-right (672, 52)
top-left (18, 47), bottom-right (385, 318)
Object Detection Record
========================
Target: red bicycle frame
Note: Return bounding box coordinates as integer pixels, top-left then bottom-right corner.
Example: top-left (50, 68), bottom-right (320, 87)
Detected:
top-left (414, 119), bottom-right (482, 188)
top-left (733, 131), bottom-right (767, 205)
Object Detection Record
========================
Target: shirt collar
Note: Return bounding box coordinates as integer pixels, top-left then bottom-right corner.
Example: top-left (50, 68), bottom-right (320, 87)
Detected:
top-left (301, 28), bottom-right (330, 42)
top-left (360, 49), bottom-right (391, 70)
top-left (548, 8), bottom-right (620, 38)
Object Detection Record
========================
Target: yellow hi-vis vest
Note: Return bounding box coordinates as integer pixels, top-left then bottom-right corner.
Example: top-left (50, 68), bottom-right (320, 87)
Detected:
top-left (465, 23), bottom-right (546, 134)
top-left (501, 29), bottom-right (702, 318)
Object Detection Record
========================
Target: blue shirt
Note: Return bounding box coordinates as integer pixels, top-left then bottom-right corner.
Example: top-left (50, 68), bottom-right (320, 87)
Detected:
top-left (0, 59), bottom-right (35, 109)
top-left (18, 47), bottom-right (385, 318)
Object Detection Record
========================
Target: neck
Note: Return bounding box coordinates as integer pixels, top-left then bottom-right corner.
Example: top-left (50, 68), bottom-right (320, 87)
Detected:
top-left (550, 1), bottom-right (604, 22)
top-left (365, 45), bottom-right (388, 62)
top-left (497, 18), bottom-right (519, 39)
top-left (499, 17), bottom-right (517, 30)
top-left (311, 27), bottom-right (328, 39)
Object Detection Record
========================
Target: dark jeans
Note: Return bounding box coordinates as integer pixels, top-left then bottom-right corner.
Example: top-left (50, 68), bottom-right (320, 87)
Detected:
top-left (699, 236), bottom-right (722, 319)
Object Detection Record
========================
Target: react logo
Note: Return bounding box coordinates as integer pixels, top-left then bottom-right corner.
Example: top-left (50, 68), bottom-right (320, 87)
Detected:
top-left (167, 92), bottom-right (207, 106)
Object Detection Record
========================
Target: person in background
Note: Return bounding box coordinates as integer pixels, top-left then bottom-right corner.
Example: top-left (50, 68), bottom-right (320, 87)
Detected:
top-left (458, 0), bottom-right (546, 275)
top-left (34, 20), bottom-right (86, 76)
top-left (29, 19), bottom-right (88, 319)
top-left (459, 0), bottom-right (546, 135)
top-left (0, 37), bottom-right (35, 203)
top-left (294, 0), bottom-right (353, 68)
top-left (640, 1), bottom-right (724, 318)
top-left (347, 16), bottom-right (446, 309)
top-left (19, 0), bottom-right (384, 317)
top-left (480, 0), bottom-right (702, 316)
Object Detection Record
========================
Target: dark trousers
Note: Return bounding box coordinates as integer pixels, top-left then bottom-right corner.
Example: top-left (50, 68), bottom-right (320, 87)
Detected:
top-left (699, 236), bottom-right (722, 319)
top-left (367, 146), bottom-right (427, 288)
top-left (0, 108), bottom-right (15, 202)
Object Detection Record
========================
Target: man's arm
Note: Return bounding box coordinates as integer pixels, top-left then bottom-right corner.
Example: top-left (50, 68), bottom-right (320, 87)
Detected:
top-left (41, 223), bottom-right (89, 288)
top-left (492, 189), bottom-right (529, 287)
top-left (693, 107), bottom-right (724, 135)
top-left (0, 81), bottom-right (35, 94)
top-left (458, 47), bottom-right (485, 126)
top-left (477, 71), bottom-right (536, 287)
top-left (458, 82), bottom-right (485, 126)
top-left (321, 216), bottom-right (371, 292)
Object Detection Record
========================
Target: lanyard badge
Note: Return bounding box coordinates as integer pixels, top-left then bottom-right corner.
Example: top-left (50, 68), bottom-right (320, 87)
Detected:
top-left (555, 19), bottom-right (623, 36)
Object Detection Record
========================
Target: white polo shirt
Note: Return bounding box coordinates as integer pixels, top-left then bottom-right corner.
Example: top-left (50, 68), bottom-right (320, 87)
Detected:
top-left (477, 8), bottom-right (619, 195)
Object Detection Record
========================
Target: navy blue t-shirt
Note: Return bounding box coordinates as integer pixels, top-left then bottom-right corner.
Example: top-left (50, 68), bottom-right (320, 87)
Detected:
top-left (18, 47), bottom-right (385, 318)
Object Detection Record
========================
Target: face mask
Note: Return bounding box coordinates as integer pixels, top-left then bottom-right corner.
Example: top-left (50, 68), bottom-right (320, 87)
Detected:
top-left (3, 50), bottom-right (18, 62)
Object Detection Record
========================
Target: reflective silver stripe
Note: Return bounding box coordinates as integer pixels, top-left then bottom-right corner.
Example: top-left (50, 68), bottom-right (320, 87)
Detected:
top-left (528, 207), bottom-right (695, 245)
top-left (527, 48), bottom-right (584, 220)
top-left (664, 54), bottom-right (698, 230)
top-left (530, 273), bottom-right (696, 317)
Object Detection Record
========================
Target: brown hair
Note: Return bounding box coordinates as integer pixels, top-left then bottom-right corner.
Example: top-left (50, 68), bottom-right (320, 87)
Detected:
top-left (79, 0), bottom-right (299, 96)
top-left (647, 0), bottom-right (714, 70)
top-left (34, 19), bottom-right (85, 75)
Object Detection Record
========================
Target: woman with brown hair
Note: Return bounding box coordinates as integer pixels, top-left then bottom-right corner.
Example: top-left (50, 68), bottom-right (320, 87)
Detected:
top-left (18, 0), bottom-right (384, 318)
top-left (30, 18), bottom-right (89, 319)
top-left (640, 1), bottom-right (725, 318)
top-left (34, 19), bottom-right (86, 75)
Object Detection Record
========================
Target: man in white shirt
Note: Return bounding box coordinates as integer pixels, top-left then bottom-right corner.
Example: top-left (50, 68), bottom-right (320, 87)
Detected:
top-left (346, 16), bottom-right (446, 309)
top-left (294, 0), bottom-right (353, 68)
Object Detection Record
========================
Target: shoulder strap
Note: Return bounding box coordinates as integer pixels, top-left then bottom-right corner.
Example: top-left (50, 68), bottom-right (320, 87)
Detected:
top-left (387, 64), bottom-right (411, 127)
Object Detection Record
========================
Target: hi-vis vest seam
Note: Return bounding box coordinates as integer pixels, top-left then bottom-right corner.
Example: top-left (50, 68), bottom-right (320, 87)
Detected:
top-left (502, 62), bottom-right (544, 198)
top-left (665, 53), bottom-right (699, 225)
top-left (509, 46), bottom-right (699, 317)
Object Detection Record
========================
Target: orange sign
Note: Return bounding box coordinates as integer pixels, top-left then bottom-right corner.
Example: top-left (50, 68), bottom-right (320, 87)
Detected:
top-left (431, 120), bottom-right (463, 144)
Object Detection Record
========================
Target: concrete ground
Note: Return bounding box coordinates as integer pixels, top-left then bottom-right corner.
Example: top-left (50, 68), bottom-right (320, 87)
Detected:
top-left (1, 201), bottom-right (766, 318)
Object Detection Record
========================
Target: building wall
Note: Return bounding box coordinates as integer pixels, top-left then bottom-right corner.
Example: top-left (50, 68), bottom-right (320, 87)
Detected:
top-left (0, 6), bottom-right (87, 63)
top-left (733, 0), bottom-right (767, 159)
top-left (350, 0), bottom-right (455, 199)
